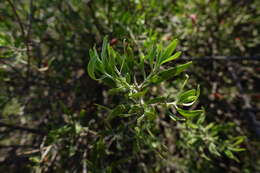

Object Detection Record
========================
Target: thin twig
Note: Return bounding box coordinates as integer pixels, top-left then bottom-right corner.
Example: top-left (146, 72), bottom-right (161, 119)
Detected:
top-left (6, 0), bottom-right (33, 82)
top-left (26, 0), bottom-right (34, 80)
top-left (17, 146), bottom-right (49, 155)
top-left (6, 0), bottom-right (26, 38)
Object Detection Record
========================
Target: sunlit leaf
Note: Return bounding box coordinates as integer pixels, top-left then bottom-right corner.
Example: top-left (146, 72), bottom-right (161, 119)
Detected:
top-left (129, 89), bottom-right (148, 99)
top-left (209, 143), bottom-right (221, 156)
top-left (160, 51), bottom-right (182, 65)
top-left (224, 150), bottom-right (239, 162)
top-left (177, 107), bottom-right (203, 118)
top-left (151, 62), bottom-right (192, 83)
top-left (161, 39), bottom-right (179, 62)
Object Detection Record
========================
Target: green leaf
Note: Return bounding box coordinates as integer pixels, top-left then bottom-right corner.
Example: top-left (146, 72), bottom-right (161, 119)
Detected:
top-left (108, 105), bottom-right (127, 121)
top-left (125, 72), bottom-right (131, 83)
top-left (151, 62), bottom-right (192, 83)
top-left (87, 46), bottom-right (105, 80)
top-left (101, 36), bottom-right (108, 62)
top-left (160, 51), bottom-right (182, 65)
top-left (102, 37), bottom-right (115, 75)
top-left (129, 89), bottom-right (148, 99)
top-left (169, 113), bottom-right (185, 121)
top-left (187, 137), bottom-right (199, 145)
top-left (161, 39), bottom-right (179, 62)
top-left (126, 46), bottom-right (135, 70)
top-left (228, 147), bottom-right (246, 152)
top-left (186, 122), bottom-right (199, 129)
top-left (145, 44), bottom-right (156, 69)
top-left (209, 143), bottom-right (221, 156)
top-left (232, 136), bottom-right (245, 146)
top-left (147, 96), bottom-right (167, 104)
top-left (93, 47), bottom-right (103, 71)
top-left (224, 150), bottom-right (239, 162)
top-left (87, 50), bottom-right (97, 80)
top-left (107, 45), bottom-right (116, 74)
top-left (201, 153), bottom-right (211, 161)
top-left (176, 107), bottom-right (203, 118)
top-left (145, 107), bottom-right (156, 121)
top-left (95, 104), bottom-right (111, 111)
top-left (0, 33), bottom-right (12, 46)
top-left (128, 105), bottom-right (143, 114)
top-left (178, 85), bottom-right (200, 106)
top-left (178, 89), bottom-right (196, 102)
top-left (74, 123), bottom-right (83, 134)
top-left (107, 87), bottom-right (126, 95)
top-left (205, 122), bottom-right (215, 130)
top-left (137, 114), bottom-right (145, 125)
top-left (155, 44), bottom-right (163, 68)
top-left (197, 108), bottom-right (206, 124)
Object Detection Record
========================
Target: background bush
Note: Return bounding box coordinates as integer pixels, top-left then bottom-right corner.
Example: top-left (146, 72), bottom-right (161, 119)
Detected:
top-left (0, 0), bottom-right (259, 172)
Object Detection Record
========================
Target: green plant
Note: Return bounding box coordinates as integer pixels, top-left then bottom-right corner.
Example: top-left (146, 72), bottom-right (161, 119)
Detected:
top-left (88, 36), bottom-right (201, 123)
top-left (87, 37), bottom-right (245, 172)
top-left (1, 0), bottom-right (257, 172)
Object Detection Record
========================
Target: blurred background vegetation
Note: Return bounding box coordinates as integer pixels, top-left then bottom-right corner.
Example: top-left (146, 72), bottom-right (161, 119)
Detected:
top-left (0, 0), bottom-right (259, 172)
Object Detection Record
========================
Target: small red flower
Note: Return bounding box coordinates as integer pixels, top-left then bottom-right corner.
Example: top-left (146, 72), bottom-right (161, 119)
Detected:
top-left (235, 37), bottom-right (241, 41)
top-left (189, 14), bottom-right (197, 24)
top-left (110, 38), bottom-right (118, 45)
top-left (213, 92), bottom-right (224, 100)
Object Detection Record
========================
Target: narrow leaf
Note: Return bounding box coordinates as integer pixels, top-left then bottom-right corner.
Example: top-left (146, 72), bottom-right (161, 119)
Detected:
top-left (209, 143), bottom-right (221, 156)
top-left (161, 51), bottom-right (182, 65)
top-left (178, 85), bottom-right (200, 106)
top-left (161, 39), bottom-right (178, 61)
top-left (177, 107), bottom-right (203, 118)
top-left (101, 36), bottom-right (108, 62)
top-left (147, 96), bottom-right (167, 104)
top-left (129, 89), bottom-right (148, 99)
top-left (87, 50), bottom-right (97, 80)
top-left (228, 147), bottom-right (246, 152)
top-left (169, 113), bottom-right (185, 121)
top-left (108, 105), bottom-right (127, 121)
top-left (224, 150), bottom-right (239, 162)
top-left (151, 61), bottom-right (192, 83)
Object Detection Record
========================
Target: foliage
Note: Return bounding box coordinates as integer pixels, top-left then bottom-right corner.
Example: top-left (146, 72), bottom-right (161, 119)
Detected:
top-left (0, 0), bottom-right (259, 172)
